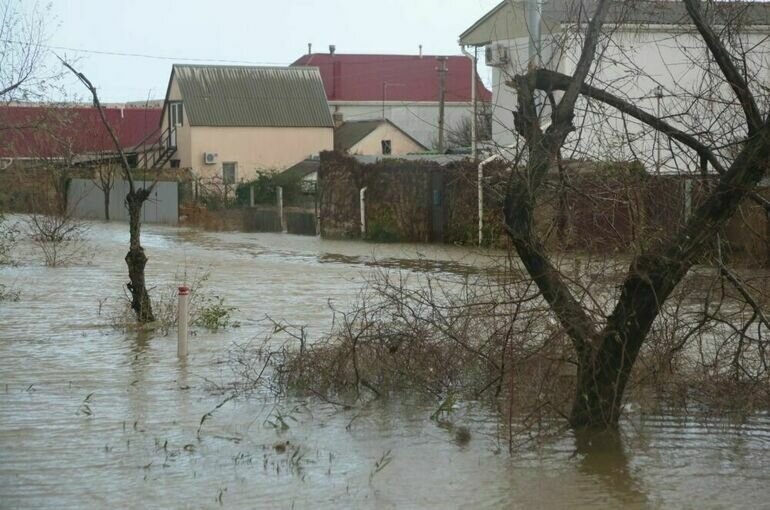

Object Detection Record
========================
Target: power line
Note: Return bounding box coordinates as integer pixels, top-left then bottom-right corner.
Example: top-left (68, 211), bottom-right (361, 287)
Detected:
top-left (0, 38), bottom-right (291, 66)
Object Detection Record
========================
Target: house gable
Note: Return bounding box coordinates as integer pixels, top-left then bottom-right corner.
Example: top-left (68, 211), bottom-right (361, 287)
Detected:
top-left (168, 64), bottom-right (333, 128)
top-left (337, 119), bottom-right (428, 156)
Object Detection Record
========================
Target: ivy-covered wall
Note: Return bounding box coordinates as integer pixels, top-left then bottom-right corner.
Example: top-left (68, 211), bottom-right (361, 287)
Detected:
top-left (318, 152), bottom-right (768, 263)
top-left (318, 152), bottom-right (497, 244)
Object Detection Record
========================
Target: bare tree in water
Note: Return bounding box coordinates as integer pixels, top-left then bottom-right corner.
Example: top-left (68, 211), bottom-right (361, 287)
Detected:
top-left (497, 0), bottom-right (770, 430)
top-left (92, 162), bottom-right (117, 222)
top-left (63, 61), bottom-right (157, 323)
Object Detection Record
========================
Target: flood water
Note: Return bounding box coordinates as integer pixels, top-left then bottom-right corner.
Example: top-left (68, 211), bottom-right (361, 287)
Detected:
top-left (1, 220), bottom-right (769, 509)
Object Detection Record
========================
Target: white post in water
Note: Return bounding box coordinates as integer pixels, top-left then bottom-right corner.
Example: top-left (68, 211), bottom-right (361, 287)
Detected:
top-left (277, 186), bottom-right (286, 232)
top-left (360, 187), bottom-right (367, 236)
top-left (177, 286), bottom-right (190, 358)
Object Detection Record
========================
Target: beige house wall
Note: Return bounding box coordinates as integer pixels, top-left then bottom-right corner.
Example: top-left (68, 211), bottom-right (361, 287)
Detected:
top-left (161, 74), bottom-right (333, 181)
top-left (348, 123), bottom-right (425, 156)
top-left (160, 76), bottom-right (193, 169)
top-left (189, 126), bottom-right (333, 181)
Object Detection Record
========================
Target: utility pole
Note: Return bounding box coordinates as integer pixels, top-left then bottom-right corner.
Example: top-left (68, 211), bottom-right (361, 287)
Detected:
top-left (437, 56), bottom-right (448, 153)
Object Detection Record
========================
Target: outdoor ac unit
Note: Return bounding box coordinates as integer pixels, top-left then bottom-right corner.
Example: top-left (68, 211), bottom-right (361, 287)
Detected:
top-left (485, 43), bottom-right (510, 67)
top-left (203, 152), bottom-right (218, 165)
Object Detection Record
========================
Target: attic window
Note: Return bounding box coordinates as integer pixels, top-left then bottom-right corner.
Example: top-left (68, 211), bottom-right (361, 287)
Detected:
top-left (381, 140), bottom-right (392, 155)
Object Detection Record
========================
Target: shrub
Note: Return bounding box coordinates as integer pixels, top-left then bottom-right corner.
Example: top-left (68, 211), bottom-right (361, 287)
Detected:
top-left (194, 296), bottom-right (239, 331)
top-left (0, 214), bottom-right (19, 265)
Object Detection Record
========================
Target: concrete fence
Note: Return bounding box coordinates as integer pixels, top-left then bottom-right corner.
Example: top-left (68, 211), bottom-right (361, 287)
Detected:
top-left (67, 178), bottom-right (179, 225)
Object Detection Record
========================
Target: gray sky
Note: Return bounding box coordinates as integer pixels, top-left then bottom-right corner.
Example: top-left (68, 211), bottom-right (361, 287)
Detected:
top-left (39, 0), bottom-right (500, 103)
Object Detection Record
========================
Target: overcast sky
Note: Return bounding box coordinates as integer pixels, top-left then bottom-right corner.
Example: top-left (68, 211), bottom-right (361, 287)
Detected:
top-left (36, 0), bottom-right (500, 103)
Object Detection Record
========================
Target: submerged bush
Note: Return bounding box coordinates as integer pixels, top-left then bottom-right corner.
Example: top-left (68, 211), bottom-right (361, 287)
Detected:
top-left (194, 296), bottom-right (239, 331)
top-left (0, 282), bottom-right (20, 302)
top-left (25, 212), bottom-right (90, 267)
top-left (226, 257), bottom-right (770, 449)
top-left (107, 268), bottom-right (240, 333)
top-left (0, 214), bottom-right (19, 265)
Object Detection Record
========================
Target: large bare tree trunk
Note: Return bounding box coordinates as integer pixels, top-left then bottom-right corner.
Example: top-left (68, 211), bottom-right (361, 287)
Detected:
top-left (64, 61), bottom-right (158, 324)
top-left (503, 0), bottom-right (770, 430)
top-left (125, 191), bottom-right (154, 322)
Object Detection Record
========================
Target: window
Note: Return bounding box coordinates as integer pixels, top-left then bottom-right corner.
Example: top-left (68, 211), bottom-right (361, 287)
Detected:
top-left (170, 159), bottom-right (181, 169)
top-left (169, 101), bottom-right (183, 126)
top-left (381, 140), bottom-right (392, 155)
top-left (222, 162), bottom-right (236, 185)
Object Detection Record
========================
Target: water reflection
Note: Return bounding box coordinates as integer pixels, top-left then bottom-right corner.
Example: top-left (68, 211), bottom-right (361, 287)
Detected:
top-left (574, 429), bottom-right (649, 508)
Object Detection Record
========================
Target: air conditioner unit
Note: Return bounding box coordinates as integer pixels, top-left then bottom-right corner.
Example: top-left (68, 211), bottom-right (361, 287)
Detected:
top-left (485, 43), bottom-right (510, 67)
top-left (203, 152), bottom-right (218, 165)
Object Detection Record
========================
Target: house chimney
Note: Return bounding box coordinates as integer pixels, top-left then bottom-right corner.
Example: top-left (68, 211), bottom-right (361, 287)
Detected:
top-left (308, 43), bottom-right (312, 55)
top-left (329, 44), bottom-right (336, 56)
top-left (419, 45), bottom-right (423, 58)
top-left (333, 110), bottom-right (344, 128)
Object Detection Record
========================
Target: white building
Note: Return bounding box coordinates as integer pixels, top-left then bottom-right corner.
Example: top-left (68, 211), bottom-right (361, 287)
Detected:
top-left (292, 52), bottom-right (492, 149)
top-left (460, 0), bottom-right (770, 171)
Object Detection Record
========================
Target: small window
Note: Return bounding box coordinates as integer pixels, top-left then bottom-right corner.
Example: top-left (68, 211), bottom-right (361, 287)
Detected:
top-left (170, 159), bottom-right (181, 169)
top-left (381, 140), bottom-right (392, 155)
top-left (169, 102), bottom-right (183, 126)
top-left (223, 162), bottom-right (236, 185)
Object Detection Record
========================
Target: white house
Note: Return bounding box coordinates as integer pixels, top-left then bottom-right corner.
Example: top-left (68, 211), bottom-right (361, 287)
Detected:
top-left (460, 0), bottom-right (770, 171)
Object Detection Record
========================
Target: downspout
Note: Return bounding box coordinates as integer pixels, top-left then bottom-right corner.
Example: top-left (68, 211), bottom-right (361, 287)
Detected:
top-left (526, 0), bottom-right (542, 68)
top-left (477, 154), bottom-right (501, 246)
top-left (460, 44), bottom-right (478, 161)
top-left (360, 187), bottom-right (367, 237)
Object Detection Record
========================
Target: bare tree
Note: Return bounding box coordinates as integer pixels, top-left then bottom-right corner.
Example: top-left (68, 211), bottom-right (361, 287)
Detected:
top-left (92, 162), bottom-right (117, 221)
top-left (63, 61), bottom-right (158, 323)
top-left (25, 207), bottom-right (89, 267)
top-left (500, 0), bottom-right (770, 430)
top-left (0, 0), bottom-right (59, 102)
top-left (446, 116), bottom-right (475, 149)
top-left (447, 114), bottom-right (493, 149)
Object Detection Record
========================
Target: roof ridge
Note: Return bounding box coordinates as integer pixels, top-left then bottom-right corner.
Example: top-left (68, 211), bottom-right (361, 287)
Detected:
top-left (173, 63), bottom-right (319, 71)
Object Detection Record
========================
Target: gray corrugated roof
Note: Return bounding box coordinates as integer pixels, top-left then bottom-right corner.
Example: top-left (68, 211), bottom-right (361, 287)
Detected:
top-left (273, 158), bottom-right (320, 185)
top-left (461, 1), bottom-right (770, 45)
top-left (335, 119), bottom-right (429, 152)
top-left (550, 0), bottom-right (770, 26)
top-left (334, 120), bottom-right (383, 151)
top-left (353, 154), bottom-right (469, 166)
top-left (173, 65), bottom-right (333, 128)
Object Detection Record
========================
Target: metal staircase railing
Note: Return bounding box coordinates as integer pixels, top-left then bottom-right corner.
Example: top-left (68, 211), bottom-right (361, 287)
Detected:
top-left (131, 125), bottom-right (177, 169)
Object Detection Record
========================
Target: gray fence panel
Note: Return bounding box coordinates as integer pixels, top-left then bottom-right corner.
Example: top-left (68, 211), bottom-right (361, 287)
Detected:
top-left (67, 178), bottom-right (178, 225)
top-left (286, 212), bottom-right (317, 236)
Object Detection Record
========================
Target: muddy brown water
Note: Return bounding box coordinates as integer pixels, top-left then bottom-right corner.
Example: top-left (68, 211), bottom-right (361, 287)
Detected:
top-left (1, 220), bottom-right (769, 509)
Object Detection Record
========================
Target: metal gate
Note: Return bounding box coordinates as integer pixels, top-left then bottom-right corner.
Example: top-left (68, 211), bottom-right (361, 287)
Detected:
top-left (67, 178), bottom-right (179, 225)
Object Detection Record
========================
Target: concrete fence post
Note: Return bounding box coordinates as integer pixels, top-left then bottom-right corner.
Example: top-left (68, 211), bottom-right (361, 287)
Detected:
top-left (360, 187), bottom-right (368, 236)
top-left (277, 186), bottom-right (286, 233)
top-left (177, 286), bottom-right (190, 358)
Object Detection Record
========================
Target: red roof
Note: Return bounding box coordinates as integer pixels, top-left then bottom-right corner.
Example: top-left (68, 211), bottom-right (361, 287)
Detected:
top-left (292, 54), bottom-right (492, 103)
top-left (0, 105), bottom-right (162, 158)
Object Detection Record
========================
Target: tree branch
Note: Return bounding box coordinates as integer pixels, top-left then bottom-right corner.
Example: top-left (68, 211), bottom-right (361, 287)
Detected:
top-left (683, 0), bottom-right (763, 132)
top-left (526, 69), bottom-right (728, 175)
top-left (549, 0), bottom-right (612, 135)
top-left (59, 58), bottom-right (136, 193)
